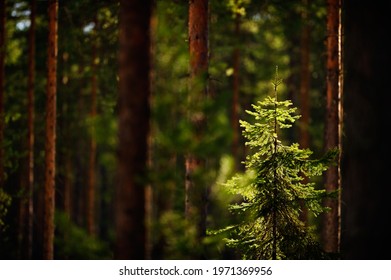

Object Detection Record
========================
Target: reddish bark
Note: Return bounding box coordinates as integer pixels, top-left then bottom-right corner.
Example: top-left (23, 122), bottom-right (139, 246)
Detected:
top-left (185, 0), bottom-right (209, 240)
top-left (43, 0), bottom-right (58, 260)
top-left (322, 0), bottom-right (342, 253)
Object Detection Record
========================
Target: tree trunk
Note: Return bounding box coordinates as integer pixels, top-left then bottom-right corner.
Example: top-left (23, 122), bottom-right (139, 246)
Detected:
top-left (322, 0), bottom-right (342, 254)
top-left (299, 0), bottom-right (310, 152)
top-left (185, 0), bottom-right (209, 241)
top-left (298, 0), bottom-right (310, 224)
top-left (87, 17), bottom-right (98, 237)
top-left (43, 0), bottom-right (58, 260)
top-left (146, 1), bottom-right (157, 259)
top-left (20, 0), bottom-right (36, 259)
top-left (232, 14), bottom-right (241, 171)
top-left (0, 0), bottom-right (5, 189)
top-left (115, 0), bottom-right (151, 260)
top-left (75, 64), bottom-right (86, 228)
top-left (285, 8), bottom-right (300, 144)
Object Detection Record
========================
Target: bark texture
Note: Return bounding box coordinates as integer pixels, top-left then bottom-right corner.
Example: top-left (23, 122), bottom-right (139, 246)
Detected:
top-left (322, 0), bottom-right (342, 254)
top-left (185, 0), bottom-right (209, 240)
top-left (43, 0), bottom-right (58, 260)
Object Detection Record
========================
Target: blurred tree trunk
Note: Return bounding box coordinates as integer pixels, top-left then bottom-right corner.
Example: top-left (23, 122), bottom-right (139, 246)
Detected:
top-left (19, 0), bottom-right (36, 259)
top-left (0, 0), bottom-right (5, 190)
top-left (185, 0), bottom-right (209, 241)
top-left (63, 156), bottom-right (72, 218)
top-left (322, 0), bottom-right (342, 254)
top-left (43, 0), bottom-right (58, 260)
top-left (146, 0), bottom-right (157, 259)
top-left (87, 16), bottom-right (98, 237)
top-left (284, 7), bottom-right (300, 144)
top-left (298, 0), bottom-right (310, 224)
top-left (75, 64), bottom-right (86, 228)
top-left (115, 0), bottom-right (151, 259)
top-left (342, 1), bottom-right (390, 259)
top-left (232, 14), bottom-right (241, 171)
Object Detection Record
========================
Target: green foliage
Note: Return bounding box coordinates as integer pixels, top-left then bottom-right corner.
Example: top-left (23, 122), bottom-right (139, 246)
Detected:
top-left (54, 211), bottom-right (112, 260)
top-left (158, 211), bottom-right (201, 259)
top-left (214, 70), bottom-right (337, 259)
top-left (159, 210), bottom-right (231, 259)
top-left (227, 0), bottom-right (250, 18)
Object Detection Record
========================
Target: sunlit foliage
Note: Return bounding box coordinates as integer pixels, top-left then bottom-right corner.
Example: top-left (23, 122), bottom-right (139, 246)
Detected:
top-left (215, 70), bottom-right (337, 259)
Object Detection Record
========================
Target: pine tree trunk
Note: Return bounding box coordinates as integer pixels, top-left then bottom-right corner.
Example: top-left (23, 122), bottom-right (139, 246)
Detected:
top-left (115, 0), bottom-right (151, 259)
top-left (185, 0), bottom-right (209, 241)
top-left (0, 0), bottom-right (5, 190)
top-left (285, 8), bottom-right (300, 144)
top-left (62, 58), bottom-right (73, 221)
top-left (298, 0), bottom-right (310, 224)
top-left (20, 0), bottom-right (36, 259)
top-left (322, 0), bottom-right (341, 254)
top-left (87, 17), bottom-right (98, 237)
top-left (145, 1), bottom-right (157, 259)
top-left (75, 64), bottom-right (86, 228)
top-left (43, 0), bottom-right (58, 260)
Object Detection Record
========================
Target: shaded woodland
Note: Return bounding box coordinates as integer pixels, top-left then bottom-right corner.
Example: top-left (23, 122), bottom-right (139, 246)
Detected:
top-left (0, 0), bottom-right (390, 260)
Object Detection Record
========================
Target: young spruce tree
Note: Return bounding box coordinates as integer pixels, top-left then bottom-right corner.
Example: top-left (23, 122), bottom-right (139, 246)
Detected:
top-left (219, 68), bottom-right (337, 260)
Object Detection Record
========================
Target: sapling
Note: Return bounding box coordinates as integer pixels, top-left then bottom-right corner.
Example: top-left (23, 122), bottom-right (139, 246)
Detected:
top-left (217, 68), bottom-right (337, 259)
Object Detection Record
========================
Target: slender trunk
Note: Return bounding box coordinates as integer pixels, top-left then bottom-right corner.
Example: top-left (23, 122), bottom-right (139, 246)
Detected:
top-left (299, 1), bottom-right (310, 151)
top-left (232, 15), bottom-right (241, 171)
top-left (322, 0), bottom-right (342, 254)
top-left (43, 0), bottom-right (58, 260)
top-left (75, 64), bottom-right (85, 227)
top-left (20, 0), bottom-right (36, 259)
top-left (115, 0), bottom-right (151, 259)
top-left (298, 0), bottom-right (310, 224)
top-left (87, 17), bottom-right (98, 237)
top-left (146, 1), bottom-right (157, 259)
top-left (285, 33), bottom-right (299, 144)
top-left (0, 0), bottom-right (5, 189)
top-left (62, 54), bottom-right (72, 221)
top-left (185, 0), bottom-right (209, 241)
